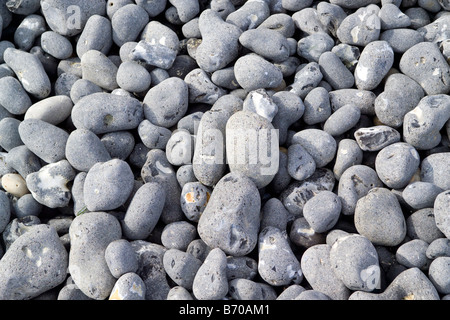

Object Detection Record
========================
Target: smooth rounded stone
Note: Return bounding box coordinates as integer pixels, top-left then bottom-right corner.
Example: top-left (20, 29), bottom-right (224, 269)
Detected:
top-left (111, 4), bottom-right (149, 47)
top-left (0, 191), bottom-right (10, 233)
top-left (354, 188), bottom-right (406, 246)
top-left (434, 191), bottom-right (450, 239)
top-left (167, 0), bottom-right (199, 23)
top-left (338, 165), bottom-right (383, 215)
top-left (289, 217), bottom-right (326, 249)
top-left (177, 112), bottom-right (203, 136)
top-left (292, 7), bottom-right (327, 35)
top-left (257, 13), bottom-right (295, 38)
top-left (76, 14), bottom-right (112, 58)
top-left (303, 191), bottom-right (341, 233)
top-left (427, 238), bottom-right (450, 259)
top-left (316, 2), bottom-right (347, 36)
top-left (242, 89), bottom-right (278, 121)
top-left (302, 87), bottom-right (331, 125)
top-left (400, 42), bottom-right (450, 95)
top-left (234, 54), bottom-right (283, 91)
top-left (0, 76), bottom-right (32, 115)
top-left (72, 92), bottom-right (143, 134)
top-left (226, 110), bottom-right (279, 188)
top-left (330, 234), bottom-right (381, 292)
top-left (280, 0), bottom-right (312, 11)
top-left (143, 77), bottom-right (189, 128)
top-left (226, 0), bottom-right (269, 31)
top-left (418, 0), bottom-right (442, 11)
top-left (192, 248), bottom-right (228, 300)
top-left (287, 144), bottom-right (316, 181)
top-left (58, 283), bottom-right (94, 300)
top-left (109, 272), bottom-right (145, 300)
top-left (336, 6), bottom-right (381, 47)
top-left (13, 14), bottom-right (46, 51)
top-left (195, 9), bottom-right (241, 73)
top-left (69, 212), bottom-right (122, 300)
top-left (379, 29), bottom-right (424, 54)
top-left (0, 117), bottom-right (23, 152)
top-left (404, 7), bottom-right (430, 29)
top-left (280, 168), bottom-right (335, 218)
top-left (137, 120), bottom-right (172, 150)
top-left (18, 118), bottom-right (69, 164)
top-left (57, 57), bottom-right (82, 78)
top-left (258, 226), bottom-right (303, 286)
top-left (40, 31), bottom-right (73, 60)
top-left (167, 286), bottom-right (194, 300)
top-left (271, 91), bottom-right (304, 145)
top-left (403, 95), bottom-right (450, 151)
top-left (83, 159), bottom-right (134, 212)
top-left (5, 0), bottom-right (40, 15)
top-left (181, 17), bottom-right (200, 38)
top-left (355, 41), bottom-right (394, 91)
top-left (378, 3), bottom-right (410, 30)
top-left (301, 244), bottom-right (351, 300)
top-left (4, 145), bottom-right (41, 179)
top-left (180, 181), bottom-right (211, 222)
top-left (11, 193), bottom-right (42, 219)
top-left (24, 95), bottom-right (73, 126)
top-left (349, 267), bottom-right (440, 300)
top-left (141, 149), bottom-right (183, 224)
top-left (269, 148), bottom-right (291, 194)
top-left (0, 224), bottom-right (68, 300)
top-left (319, 51), bottom-right (354, 90)
top-left (403, 182), bottom-right (443, 210)
top-left (331, 43), bottom-right (360, 72)
top-left (54, 72), bottom-right (80, 97)
top-left (354, 125), bottom-right (400, 152)
top-left (0, 44), bottom-right (15, 66)
top-left (260, 198), bottom-right (289, 231)
top-left (1, 173), bottom-right (29, 198)
top-left (99, 131), bottom-right (134, 161)
top-left (161, 221), bottom-right (197, 251)
top-left (329, 0), bottom-right (381, 8)
top-left (166, 129), bottom-right (194, 166)
top-left (80, 50), bottom-right (118, 91)
top-left (329, 89), bottom-right (376, 116)
top-left (26, 160), bottom-right (75, 209)
top-left (406, 208), bottom-right (444, 244)
top-left (163, 249), bottom-right (202, 290)
top-left (70, 79), bottom-right (103, 104)
top-left (2, 215), bottom-right (41, 251)
top-left (291, 129), bottom-right (336, 168)
top-left (116, 61), bottom-right (151, 93)
top-left (274, 56), bottom-right (301, 78)
top-left (105, 240), bottom-right (138, 279)
top-left (118, 41), bottom-right (138, 63)
top-left (239, 28), bottom-right (290, 63)
top-left (324, 104), bottom-right (361, 137)
top-left (197, 172), bottom-right (261, 257)
top-left (396, 239), bottom-right (431, 270)
top-left (187, 239), bottom-right (212, 263)
top-left (375, 73), bottom-right (424, 128)
top-left (428, 257), bottom-right (450, 295)
top-left (375, 142), bottom-right (420, 189)
top-left (211, 67), bottom-right (239, 90)
top-left (176, 164), bottom-right (197, 188)
top-left (287, 62), bottom-right (323, 99)
top-left (421, 153), bottom-right (450, 190)
top-left (130, 39), bottom-right (178, 70)
top-left (277, 284), bottom-right (306, 300)
top-left (65, 129), bottom-right (111, 172)
top-left (226, 256), bottom-right (258, 281)
top-left (228, 278), bottom-right (277, 300)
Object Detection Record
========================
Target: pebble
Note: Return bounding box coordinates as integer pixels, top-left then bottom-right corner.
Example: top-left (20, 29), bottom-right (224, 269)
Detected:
top-left (167, 286), bottom-right (194, 300)
top-left (11, 193), bottom-right (42, 219)
top-left (319, 51), bottom-right (355, 90)
top-left (407, 208), bottom-right (445, 244)
top-left (434, 191), bottom-right (450, 239)
top-left (426, 238), bottom-right (450, 260)
top-left (242, 88), bottom-right (278, 122)
top-left (13, 14), bottom-right (46, 51)
top-left (287, 62), bottom-right (323, 98)
top-left (228, 278), bottom-right (272, 300)
top-left (303, 191), bottom-right (342, 233)
top-left (0, 76), bottom-right (32, 115)
top-left (421, 153), bottom-right (450, 190)
top-left (111, 4), bottom-right (149, 47)
top-left (287, 144), bottom-right (316, 181)
top-left (0, 117), bottom-right (22, 152)
top-left (271, 91), bottom-right (305, 145)
top-left (354, 125), bottom-right (401, 151)
top-left (380, 28), bottom-right (424, 54)
top-left (24, 95), bottom-right (73, 125)
top-left (0, 191), bottom-right (10, 233)
top-left (428, 257), bottom-right (450, 295)
top-left (116, 61), bottom-right (151, 93)
top-left (105, 239), bottom-right (139, 279)
top-left (180, 181), bottom-right (211, 222)
top-left (109, 272), bottom-right (145, 300)
top-left (291, 129), bottom-right (336, 168)
top-left (396, 239), bottom-right (431, 270)
top-left (289, 217), bottom-right (327, 249)
top-left (163, 248), bottom-right (202, 290)
top-left (297, 33), bottom-right (335, 63)
top-left (76, 14), bottom-right (112, 58)
top-left (161, 221), bottom-right (197, 251)
top-left (100, 131), bottom-right (135, 161)
top-left (234, 54), bottom-right (283, 91)
top-left (324, 104), bottom-right (361, 136)
top-left (80, 50), bottom-right (118, 91)
top-left (302, 87), bottom-right (331, 125)
top-left (329, 88), bottom-right (376, 116)
top-left (137, 119), bottom-right (172, 150)
top-left (40, 31), bottom-right (72, 60)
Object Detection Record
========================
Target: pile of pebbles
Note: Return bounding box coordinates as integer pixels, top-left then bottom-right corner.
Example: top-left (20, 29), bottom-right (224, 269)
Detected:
top-left (0, 0), bottom-right (449, 301)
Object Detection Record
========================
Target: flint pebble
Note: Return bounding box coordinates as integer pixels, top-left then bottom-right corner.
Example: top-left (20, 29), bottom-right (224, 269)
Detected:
top-left (403, 182), bottom-right (444, 210)
top-left (234, 54), bottom-right (283, 91)
top-left (434, 191), bottom-right (450, 239)
top-left (109, 272), bottom-right (145, 300)
top-left (180, 181), bottom-right (211, 222)
top-left (396, 239), bottom-right (431, 270)
top-left (421, 153), bottom-right (450, 191)
top-left (303, 191), bottom-right (341, 233)
top-left (105, 240), bottom-right (139, 279)
top-left (354, 125), bottom-right (401, 152)
top-left (163, 248), bottom-right (202, 290)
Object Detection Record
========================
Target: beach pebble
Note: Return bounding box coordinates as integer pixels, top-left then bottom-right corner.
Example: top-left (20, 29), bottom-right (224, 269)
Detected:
top-left (1, 173), bottom-right (29, 198)
top-left (378, 4), bottom-right (410, 30)
top-left (336, 6), bottom-right (381, 47)
top-left (192, 248), bottom-right (228, 300)
top-left (403, 182), bottom-right (444, 210)
top-left (303, 191), bottom-right (341, 233)
top-left (26, 160), bottom-right (75, 209)
top-left (100, 131), bottom-right (135, 161)
top-left (354, 125), bottom-right (401, 152)
top-left (130, 39), bottom-right (178, 70)
top-left (234, 54), bottom-right (283, 91)
top-left (329, 88), bottom-right (376, 116)
top-left (166, 129), bottom-right (194, 166)
top-left (302, 87), bottom-right (331, 125)
top-left (289, 217), bottom-right (326, 249)
top-left (226, 0), bottom-right (269, 31)
top-left (105, 240), bottom-right (139, 279)
top-left (426, 238), bottom-right (450, 259)
top-left (161, 221), bottom-right (197, 251)
top-left (297, 33), bottom-right (335, 63)
top-left (434, 191), bottom-right (450, 239)
top-left (116, 61), bottom-right (151, 93)
top-left (76, 14), bottom-right (112, 58)
top-left (242, 89), bottom-right (278, 122)
top-left (271, 91), bottom-right (305, 145)
top-left (0, 224), bottom-right (68, 300)
top-left (197, 172), bottom-right (261, 256)
top-left (80, 50), bottom-right (118, 91)
top-left (180, 182), bottom-right (211, 222)
top-left (331, 43), bottom-right (360, 71)
top-left (83, 159), bottom-right (134, 212)
top-left (428, 257), bottom-right (450, 295)
top-left (333, 139), bottom-right (364, 180)
top-left (319, 51), bottom-right (355, 90)
top-left (109, 272), bottom-right (145, 300)
top-left (24, 96), bottom-right (73, 126)
top-left (137, 120), bottom-right (172, 150)
top-left (380, 28), bottom-right (424, 54)
top-left (111, 4), bottom-right (149, 47)
top-left (324, 104), bottom-right (361, 136)
top-left (421, 153), bottom-right (450, 190)
top-left (13, 14), bottom-right (46, 51)
top-left (291, 129), bottom-right (336, 168)
top-left (260, 198), bottom-right (289, 231)
top-left (287, 144), bottom-right (316, 181)
top-left (0, 77), bottom-right (32, 116)
top-left (240, 28), bottom-right (290, 63)
top-left (11, 193), bottom-right (42, 219)
top-left (354, 188), bottom-right (406, 246)
top-left (407, 208), bottom-right (445, 244)
top-left (167, 286), bottom-right (194, 300)
top-left (0, 191), bottom-right (10, 233)
top-left (69, 212), bottom-right (122, 300)
top-left (0, 118), bottom-right (23, 152)
top-left (396, 239), bottom-right (431, 270)
top-left (40, 31), bottom-right (73, 60)
top-left (163, 248), bottom-right (202, 290)
top-left (287, 62), bottom-right (323, 98)
top-left (228, 278), bottom-right (270, 300)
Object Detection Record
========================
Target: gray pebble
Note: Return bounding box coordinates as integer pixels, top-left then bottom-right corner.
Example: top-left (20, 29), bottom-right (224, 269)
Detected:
top-left (187, 239), bottom-right (212, 263)
top-left (257, 13), bottom-right (295, 38)
top-left (116, 61), bottom-right (151, 93)
top-left (13, 14), bottom-right (46, 51)
top-left (198, 172), bottom-right (261, 256)
top-left (40, 31), bottom-right (73, 60)
top-left (331, 43), bottom-right (360, 71)
top-left (302, 87), bottom-right (331, 125)
top-left (303, 191), bottom-right (341, 233)
top-left (80, 50), bottom-right (118, 91)
top-left (354, 125), bottom-right (401, 151)
top-left (375, 142), bottom-right (420, 189)
top-left (180, 181), bottom-right (211, 222)
top-left (319, 51), bottom-right (354, 90)
top-left (234, 54), bottom-right (283, 91)
top-left (295, 290), bottom-right (331, 300)
top-left (167, 286), bottom-right (194, 300)
top-left (166, 129), bottom-right (194, 166)
top-left (378, 4), bottom-right (410, 30)
top-left (71, 92), bottom-right (143, 134)
top-left (380, 28), bottom-right (424, 54)
top-left (100, 131), bottom-right (135, 161)
top-left (130, 39), bottom-right (178, 70)
top-left (2, 216), bottom-right (41, 251)
top-left (292, 8), bottom-right (327, 35)
top-left (0, 76), bottom-right (32, 115)
top-left (287, 62), bottom-right (323, 98)
top-left (269, 149), bottom-right (291, 194)
top-left (65, 129), bottom-right (111, 172)
top-left (105, 239), bottom-right (139, 279)
top-left (271, 91), bottom-right (305, 145)
top-left (161, 221), bottom-right (197, 251)
top-left (258, 226), bottom-right (303, 286)
top-left (242, 89), bottom-right (278, 121)
top-left (57, 283), bottom-right (93, 300)
top-left (355, 188), bottom-right (406, 246)
top-left (185, 68), bottom-right (227, 105)
top-left (0, 118), bottom-right (23, 152)
top-left (69, 212), bottom-right (122, 300)
top-left (329, 88), bottom-right (376, 116)
top-left (289, 217), bottom-right (326, 249)
top-left (407, 208), bottom-right (444, 244)
top-left (396, 239), bottom-right (431, 270)
top-left (76, 14), bottom-right (112, 58)
top-left (26, 160), bottom-right (75, 209)
top-left (109, 272), bottom-right (145, 300)
top-left (405, 7), bottom-right (430, 29)
top-left (287, 144), bottom-right (316, 181)
top-left (324, 104), bottom-right (361, 136)
top-left (192, 248), bottom-right (228, 300)
top-left (403, 182), bottom-right (444, 210)
top-left (0, 191), bottom-right (10, 233)
top-left (421, 153), bottom-right (450, 190)
top-left (83, 159), bottom-right (134, 212)
top-left (316, 2), bottom-right (347, 36)
top-left (228, 278), bottom-right (272, 300)
top-left (137, 119), bottom-right (172, 150)
top-left (111, 4), bottom-right (149, 47)
top-left (54, 72), bottom-right (80, 97)
top-left (226, 0), bottom-right (269, 31)
top-left (260, 198), bottom-right (288, 231)
top-left (276, 284), bottom-right (306, 300)
top-left (291, 129), bottom-right (336, 168)
top-left (177, 111), bottom-right (203, 135)
top-left (434, 191), bottom-right (450, 239)
top-left (176, 164), bottom-right (197, 188)
top-left (4, 145), bottom-right (41, 179)
top-left (211, 67), bottom-right (240, 90)
top-left (240, 28), bottom-right (290, 63)
top-left (0, 224), bottom-right (68, 300)
top-left (338, 165), bottom-right (383, 215)
top-left (301, 244), bottom-right (351, 300)
top-left (11, 193), bottom-right (42, 219)
top-left (163, 248), bottom-right (202, 290)
top-left (24, 95), bottom-right (73, 126)
top-left (226, 256), bottom-right (258, 281)
top-left (427, 238), bottom-right (450, 259)
top-left (428, 257), bottom-right (450, 295)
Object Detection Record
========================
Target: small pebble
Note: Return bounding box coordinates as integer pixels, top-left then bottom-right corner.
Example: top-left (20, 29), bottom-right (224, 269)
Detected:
top-left (302, 191), bottom-right (342, 233)
top-left (109, 272), bottom-right (145, 300)
top-left (426, 238), bottom-right (450, 260)
top-left (396, 239), bottom-right (431, 270)
top-left (163, 248), bottom-right (202, 290)
top-left (105, 240), bottom-right (139, 279)
top-left (354, 125), bottom-right (401, 152)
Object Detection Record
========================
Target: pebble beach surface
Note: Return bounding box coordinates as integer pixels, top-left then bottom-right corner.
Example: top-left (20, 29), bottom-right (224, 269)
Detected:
top-left (0, 0), bottom-right (449, 301)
